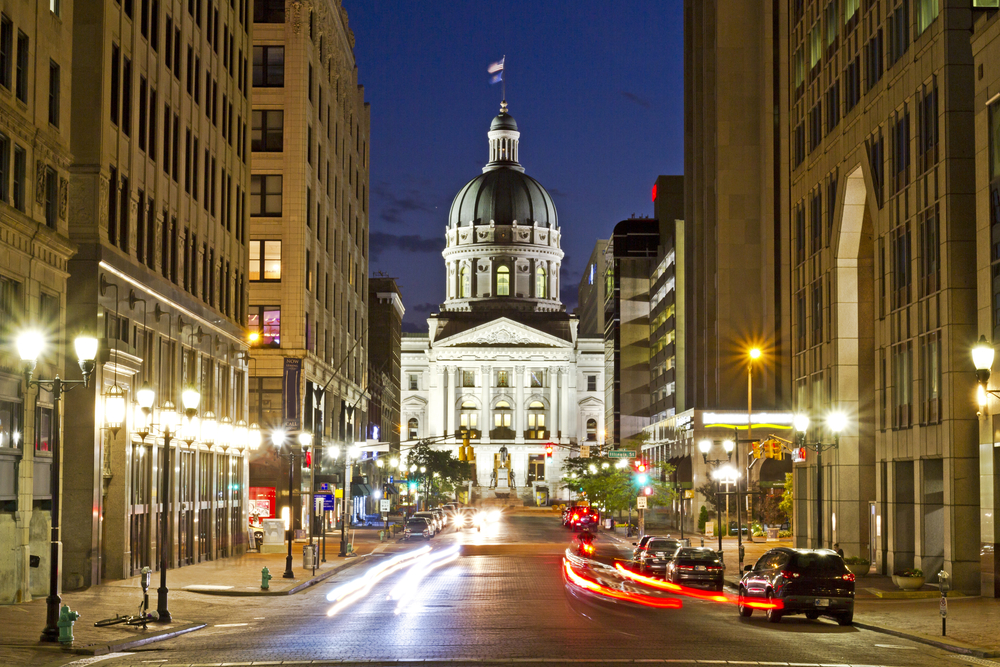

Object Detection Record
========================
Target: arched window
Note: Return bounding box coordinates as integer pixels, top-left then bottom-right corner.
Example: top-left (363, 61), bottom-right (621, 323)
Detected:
top-left (527, 401), bottom-right (546, 437)
top-left (497, 265), bottom-right (510, 296)
top-left (459, 401), bottom-right (479, 431)
top-left (536, 266), bottom-right (547, 298)
top-left (586, 418), bottom-right (597, 442)
top-left (459, 265), bottom-right (470, 298)
top-left (493, 400), bottom-right (512, 428)
top-left (407, 418), bottom-right (418, 440)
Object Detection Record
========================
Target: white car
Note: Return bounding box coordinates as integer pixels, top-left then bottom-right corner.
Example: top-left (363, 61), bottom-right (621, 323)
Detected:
top-left (413, 512), bottom-right (439, 535)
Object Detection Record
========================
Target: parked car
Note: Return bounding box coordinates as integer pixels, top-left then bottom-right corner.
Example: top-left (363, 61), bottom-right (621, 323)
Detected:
top-left (631, 535), bottom-right (656, 561)
top-left (431, 508), bottom-right (447, 530)
top-left (738, 547), bottom-right (855, 625)
top-left (635, 538), bottom-right (683, 575)
top-left (665, 547), bottom-right (724, 591)
top-left (404, 517), bottom-right (433, 541)
top-left (413, 512), bottom-right (440, 535)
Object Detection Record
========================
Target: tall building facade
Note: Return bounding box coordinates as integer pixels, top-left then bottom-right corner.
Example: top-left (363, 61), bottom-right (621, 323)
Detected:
top-left (401, 104), bottom-right (604, 504)
top-left (783, 0), bottom-right (982, 592)
top-left (576, 239), bottom-right (608, 337)
top-left (0, 0), bottom-right (78, 604)
top-left (247, 0), bottom-right (370, 535)
top-left (60, 0), bottom-right (253, 590)
top-left (366, 275), bottom-right (403, 511)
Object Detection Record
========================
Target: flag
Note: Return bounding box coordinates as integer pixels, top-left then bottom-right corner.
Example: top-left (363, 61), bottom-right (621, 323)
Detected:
top-left (490, 71), bottom-right (503, 85)
top-left (488, 57), bottom-right (504, 74)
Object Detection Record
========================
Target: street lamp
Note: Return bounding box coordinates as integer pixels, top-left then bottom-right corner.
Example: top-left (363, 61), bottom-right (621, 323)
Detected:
top-left (340, 444), bottom-right (363, 557)
top-left (745, 348), bottom-right (762, 547)
top-left (794, 411), bottom-right (846, 548)
top-left (973, 335), bottom-right (998, 410)
top-left (17, 330), bottom-right (98, 642)
top-left (711, 465), bottom-right (741, 557)
top-left (699, 439), bottom-right (734, 560)
top-left (270, 428), bottom-right (296, 578)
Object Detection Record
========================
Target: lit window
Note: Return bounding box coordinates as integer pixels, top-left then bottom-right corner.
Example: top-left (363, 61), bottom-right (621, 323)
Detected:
top-left (536, 266), bottom-right (547, 298)
top-left (248, 305), bottom-right (280, 347)
top-left (496, 370), bottom-right (509, 387)
top-left (459, 264), bottom-right (470, 298)
top-left (497, 265), bottom-right (509, 296)
top-left (586, 418), bottom-right (597, 442)
top-left (462, 370), bottom-right (475, 387)
top-left (248, 240), bottom-right (281, 281)
top-left (493, 401), bottom-right (512, 428)
top-left (407, 418), bottom-right (418, 440)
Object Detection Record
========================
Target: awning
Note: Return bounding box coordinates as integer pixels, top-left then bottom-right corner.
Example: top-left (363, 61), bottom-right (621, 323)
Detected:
top-left (383, 483), bottom-right (399, 496)
top-left (350, 482), bottom-right (373, 497)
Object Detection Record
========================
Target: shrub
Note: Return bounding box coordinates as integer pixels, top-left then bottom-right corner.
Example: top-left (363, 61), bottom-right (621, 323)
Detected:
top-left (777, 530), bottom-right (792, 538)
top-left (698, 505), bottom-right (709, 533)
top-left (843, 556), bottom-right (870, 565)
top-left (895, 568), bottom-right (923, 577)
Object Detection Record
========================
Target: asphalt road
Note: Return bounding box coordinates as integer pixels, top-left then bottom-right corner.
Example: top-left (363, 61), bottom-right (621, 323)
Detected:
top-left (59, 513), bottom-right (980, 667)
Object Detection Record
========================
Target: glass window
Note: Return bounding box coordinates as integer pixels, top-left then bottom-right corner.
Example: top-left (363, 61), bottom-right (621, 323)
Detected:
top-left (496, 370), bottom-right (509, 387)
top-left (248, 240), bottom-right (281, 281)
top-left (248, 305), bottom-right (280, 347)
top-left (35, 405), bottom-right (51, 452)
top-left (462, 370), bottom-right (475, 387)
top-left (48, 60), bottom-right (59, 127)
top-left (44, 167), bottom-right (57, 228)
top-left (407, 418), bottom-right (418, 440)
top-left (587, 375), bottom-right (597, 392)
top-left (0, 398), bottom-right (21, 449)
top-left (0, 132), bottom-right (8, 203)
top-left (528, 454), bottom-right (545, 483)
top-left (496, 265), bottom-right (509, 296)
top-left (915, 0), bottom-right (938, 35)
top-left (12, 144), bottom-right (24, 211)
top-left (251, 109), bottom-right (283, 152)
top-left (253, 0), bottom-right (284, 22)
top-left (252, 45), bottom-right (284, 87)
top-left (250, 174), bottom-right (281, 216)
top-left (586, 418), bottom-right (597, 441)
top-left (530, 371), bottom-right (543, 388)
top-left (990, 102), bottom-right (1000, 181)
top-left (536, 266), bottom-right (547, 298)
top-left (527, 401), bottom-right (545, 432)
top-left (459, 264), bottom-right (469, 298)
top-left (0, 16), bottom-right (11, 90)
top-left (15, 30), bottom-right (26, 102)
top-left (493, 401), bottom-right (511, 428)
top-left (408, 374), bottom-right (418, 391)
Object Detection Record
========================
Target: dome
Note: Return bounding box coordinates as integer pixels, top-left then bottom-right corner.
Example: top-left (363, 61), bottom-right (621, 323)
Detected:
top-left (490, 112), bottom-right (518, 131)
top-left (447, 102), bottom-right (558, 229)
top-left (448, 169), bottom-right (558, 229)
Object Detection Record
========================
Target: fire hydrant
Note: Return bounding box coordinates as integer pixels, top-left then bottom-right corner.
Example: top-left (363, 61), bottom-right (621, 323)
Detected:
top-left (57, 604), bottom-right (79, 644)
top-left (261, 566), bottom-right (272, 590)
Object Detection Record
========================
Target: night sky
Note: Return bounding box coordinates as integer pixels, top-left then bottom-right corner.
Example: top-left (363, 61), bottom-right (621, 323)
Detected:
top-left (346, 1), bottom-right (684, 332)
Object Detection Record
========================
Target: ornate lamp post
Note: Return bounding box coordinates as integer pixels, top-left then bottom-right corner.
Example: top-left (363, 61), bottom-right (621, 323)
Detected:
top-left (710, 464), bottom-right (740, 559)
top-left (973, 335), bottom-right (998, 410)
top-left (793, 412), bottom-right (846, 548)
top-left (340, 443), bottom-right (362, 556)
top-left (17, 332), bottom-right (98, 642)
top-left (699, 438), bottom-right (734, 557)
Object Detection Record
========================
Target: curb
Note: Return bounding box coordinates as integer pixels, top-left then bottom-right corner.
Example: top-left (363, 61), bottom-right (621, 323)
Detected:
top-left (852, 620), bottom-right (1000, 658)
top-left (181, 553), bottom-right (371, 596)
top-left (71, 621), bottom-right (206, 656)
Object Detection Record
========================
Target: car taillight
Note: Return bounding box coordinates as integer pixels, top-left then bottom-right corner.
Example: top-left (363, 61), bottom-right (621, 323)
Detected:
top-left (571, 514), bottom-right (579, 521)
top-left (677, 565), bottom-right (695, 571)
top-left (842, 573), bottom-right (855, 582)
top-left (780, 570), bottom-right (800, 579)
top-left (706, 565), bottom-right (722, 571)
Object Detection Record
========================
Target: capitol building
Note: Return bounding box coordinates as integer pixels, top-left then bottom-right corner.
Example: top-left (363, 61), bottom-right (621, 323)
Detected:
top-left (400, 103), bottom-right (605, 504)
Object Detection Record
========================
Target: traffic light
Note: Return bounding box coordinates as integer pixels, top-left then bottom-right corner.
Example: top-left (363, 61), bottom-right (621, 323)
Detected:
top-left (459, 431), bottom-right (470, 461)
top-left (643, 486), bottom-right (653, 496)
top-left (751, 441), bottom-right (761, 459)
top-left (545, 444), bottom-right (554, 458)
top-left (408, 480), bottom-right (418, 491)
top-left (304, 448), bottom-right (312, 468)
top-left (634, 459), bottom-right (647, 473)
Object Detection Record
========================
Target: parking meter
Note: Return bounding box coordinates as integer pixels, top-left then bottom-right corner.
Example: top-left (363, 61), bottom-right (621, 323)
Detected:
top-left (938, 569), bottom-right (951, 593)
top-left (938, 569), bottom-right (950, 636)
top-left (140, 566), bottom-right (151, 594)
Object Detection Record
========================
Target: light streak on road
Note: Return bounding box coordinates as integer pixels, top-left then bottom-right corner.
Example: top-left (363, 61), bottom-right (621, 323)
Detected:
top-left (613, 564), bottom-right (782, 609)
top-left (326, 545), bottom-right (431, 616)
top-left (389, 544), bottom-right (462, 614)
top-left (562, 558), bottom-right (682, 609)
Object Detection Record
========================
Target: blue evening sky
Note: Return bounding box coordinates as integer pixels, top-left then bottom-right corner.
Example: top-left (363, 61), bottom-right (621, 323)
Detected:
top-left (346, 1), bottom-right (684, 331)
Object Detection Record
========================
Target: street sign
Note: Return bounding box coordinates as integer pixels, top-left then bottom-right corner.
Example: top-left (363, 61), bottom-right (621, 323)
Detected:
top-left (683, 489), bottom-right (694, 499)
top-left (580, 445), bottom-right (590, 458)
top-left (608, 449), bottom-right (636, 458)
top-left (636, 496), bottom-right (648, 509)
top-left (380, 499), bottom-right (391, 513)
top-left (315, 494), bottom-right (334, 511)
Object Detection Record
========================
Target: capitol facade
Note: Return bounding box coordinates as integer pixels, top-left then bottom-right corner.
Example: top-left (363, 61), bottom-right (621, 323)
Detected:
top-left (400, 103), bottom-right (605, 504)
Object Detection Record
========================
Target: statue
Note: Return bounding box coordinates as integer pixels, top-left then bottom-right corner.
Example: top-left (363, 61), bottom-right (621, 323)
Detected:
top-left (498, 444), bottom-right (508, 463)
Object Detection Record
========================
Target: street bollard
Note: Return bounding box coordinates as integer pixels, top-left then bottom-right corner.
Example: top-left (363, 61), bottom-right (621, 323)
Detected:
top-left (261, 566), bottom-right (272, 590)
top-left (58, 604), bottom-right (80, 644)
top-left (379, 529), bottom-right (386, 542)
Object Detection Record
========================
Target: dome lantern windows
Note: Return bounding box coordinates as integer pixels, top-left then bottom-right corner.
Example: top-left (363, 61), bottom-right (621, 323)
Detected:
top-left (536, 266), bottom-right (547, 298)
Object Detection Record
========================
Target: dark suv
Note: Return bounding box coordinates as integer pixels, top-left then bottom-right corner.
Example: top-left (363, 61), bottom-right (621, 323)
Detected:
top-left (738, 547), bottom-right (855, 625)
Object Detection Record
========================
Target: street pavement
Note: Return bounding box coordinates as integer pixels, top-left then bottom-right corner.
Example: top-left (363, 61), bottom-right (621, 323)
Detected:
top-left (7, 511), bottom-right (1000, 666)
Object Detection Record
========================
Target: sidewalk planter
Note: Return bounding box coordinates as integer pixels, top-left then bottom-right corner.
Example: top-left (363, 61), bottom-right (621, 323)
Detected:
top-left (892, 570), bottom-right (925, 590)
top-left (844, 558), bottom-right (871, 577)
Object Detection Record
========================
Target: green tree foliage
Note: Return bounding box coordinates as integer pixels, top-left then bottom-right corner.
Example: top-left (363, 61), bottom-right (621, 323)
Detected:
top-left (560, 456), bottom-right (676, 514)
top-left (698, 505), bottom-right (710, 533)
top-left (778, 472), bottom-right (794, 525)
top-left (405, 441), bottom-right (473, 504)
top-left (695, 480), bottom-right (721, 516)
top-left (759, 490), bottom-right (787, 526)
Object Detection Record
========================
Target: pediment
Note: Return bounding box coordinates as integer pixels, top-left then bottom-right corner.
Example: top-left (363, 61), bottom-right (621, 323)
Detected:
top-left (435, 317), bottom-right (571, 348)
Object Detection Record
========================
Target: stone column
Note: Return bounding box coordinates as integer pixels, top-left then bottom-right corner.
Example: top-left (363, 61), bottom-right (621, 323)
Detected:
top-left (561, 366), bottom-right (571, 444)
top-left (514, 365), bottom-right (525, 444)
top-left (427, 363), bottom-right (442, 439)
top-left (480, 365), bottom-right (491, 444)
top-left (549, 369), bottom-right (558, 440)
top-left (445, 365), bottom-right (456, 442)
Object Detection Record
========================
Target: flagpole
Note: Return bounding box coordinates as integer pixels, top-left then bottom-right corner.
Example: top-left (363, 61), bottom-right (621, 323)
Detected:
top-left (502, 55), bottom-right (506, 102)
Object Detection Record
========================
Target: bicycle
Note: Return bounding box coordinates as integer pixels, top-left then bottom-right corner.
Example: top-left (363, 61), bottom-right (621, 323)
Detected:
top-left (95, 566), bottom-right (159, 630)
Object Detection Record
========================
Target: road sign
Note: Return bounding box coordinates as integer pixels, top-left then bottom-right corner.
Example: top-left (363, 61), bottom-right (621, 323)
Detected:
top-left (315, 494), bottom-right (334, 511)
top-left (636, 496), bottom-right (648, 509)
top-left (380, 499), bottom-right (391, 513)
top-left (683, 489), bottom-right (694, 499)
top-left (608, 449), bottom-right (636, 459)
top-left (580, 445), bottom-right (590, 458)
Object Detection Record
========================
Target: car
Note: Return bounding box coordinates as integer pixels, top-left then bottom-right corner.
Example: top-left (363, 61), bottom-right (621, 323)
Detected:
top-left (413, 512), bottom-right (440, 535)
top-left (567, 507), bottom-right (600, 531)
top-left (665, 547), bottom-right (724, 591)
top-left (635, 537), bottom-right (683, 575)
top-left (453, 507), bottom-right (476, 529)
top-left (738, 547), bottom-right (855, 625)
top-left (631, 535), bottom-right (656, 560)
top-left (404, 517), bottom-right (433, 541)
top-left (562, 504), bottom-right (593, 527)
top-left (431, 508), bottom-right (447, 530)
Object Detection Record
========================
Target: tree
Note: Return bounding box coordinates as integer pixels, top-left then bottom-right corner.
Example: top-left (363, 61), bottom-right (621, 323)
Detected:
top-left (405, 441), bottom-right (473, 505)
top-left (561, 456), bottom-right (675, 514)
top-left (778, 472), bottom-right (794, 525)
top-left (759, 490), bottom-right (787, 526)
top-left (695, 480), bottom-right (721, 517)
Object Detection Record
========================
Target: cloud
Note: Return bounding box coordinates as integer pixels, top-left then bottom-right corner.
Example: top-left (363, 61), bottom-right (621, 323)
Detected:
top-left (546, 187), bottom-right (569, 198)
top-left (621, 90), bottom-right (652, 109)
top-left (372, 181), bottom-right (440, 224)
top-left (411, 302), bottom-right (439, 314)
top-left (369, 232), bottom-right (442, 261)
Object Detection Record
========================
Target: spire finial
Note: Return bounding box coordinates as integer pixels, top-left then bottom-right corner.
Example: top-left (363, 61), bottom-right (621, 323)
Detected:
top-left (500, 99), bottom-right (508, 115)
